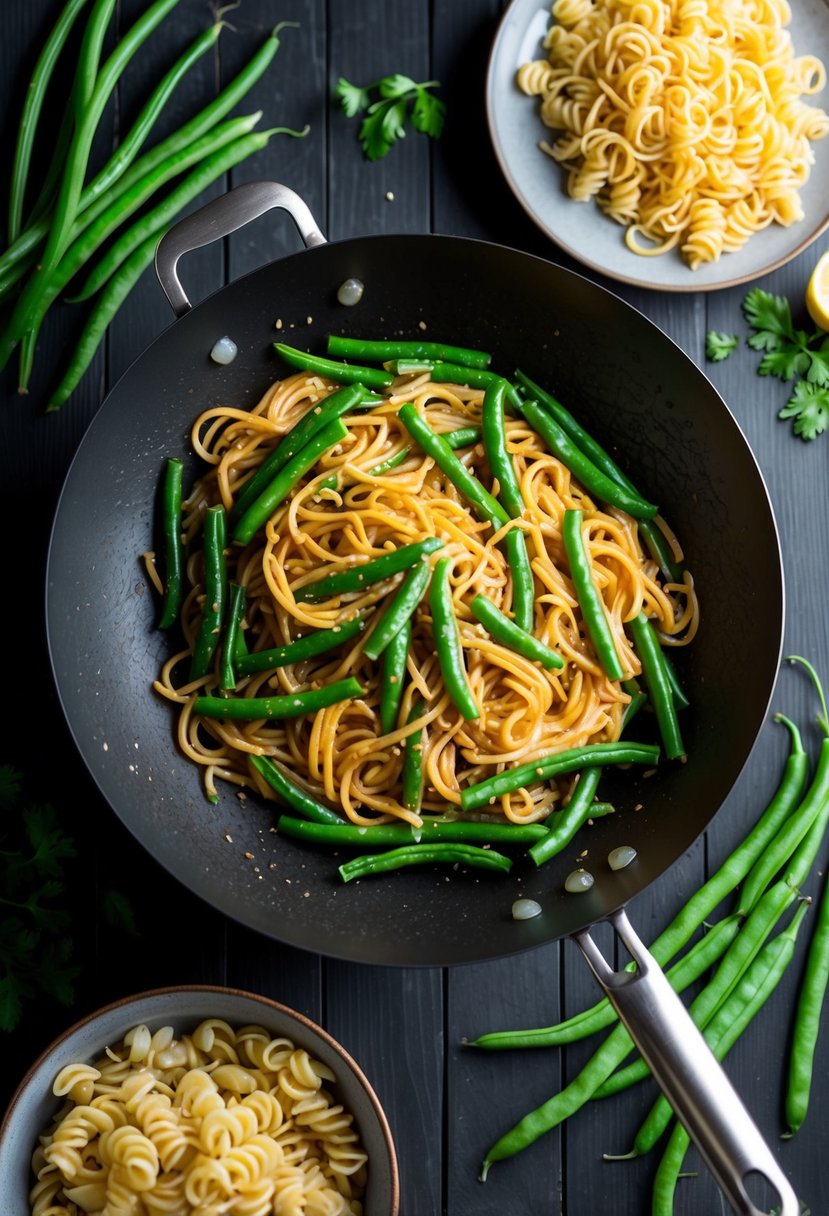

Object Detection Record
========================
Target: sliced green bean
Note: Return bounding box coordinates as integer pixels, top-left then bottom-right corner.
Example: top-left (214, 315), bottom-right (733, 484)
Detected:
top-left (368, 447), bottom-right (411, 476)
top-left (482, 378), bottom-right (525, 518)
top-left (190, 505), bottom-right (227, 680)
top-left (562, 508), bottom-right (625, 682)
top-left (278, 814), bottom-right (548, 848)
top-left (530, 768), bottom-right (606, 866)
top-left (430, 557), bottom-right (479, 721)
top-left (327, 335), bottom-right (492, 368)
top-left (195, 677), bottom-right (363, 721)
top-left (274, 342), bottom-right (392, 390)
top-left (628, 611), bottom-right (686, 761)
top-left (445, 426), bottom-right (481, 449)
top-left (379, 621), bottom-right (411, 735)
top-left (250, 754), bottom-right (342, 825)
top-left (364, 557), bottom-right (435, 661)
top-left (232, 418), bottom-right (348, 546)
top-left (504, 529), bottom-right (534, 633)
top-left (401, 700), bottom-right (427, 814)
top-left (236, 617), bottom-right (366, 675)
top-left (470, 593), bottom-right (563, 670)
top-left (339, 842), bottom-right (512, 883)
top-left (219, 583), bottom-right (247, 692)
top-left (398, 403), bottom-right (509, 531)
top-left (460, 741), bottom-right (659, 811)
top-left (295, 538), bottom-right (443, 603)
top-left (157, 457), bottom-right (184, 630)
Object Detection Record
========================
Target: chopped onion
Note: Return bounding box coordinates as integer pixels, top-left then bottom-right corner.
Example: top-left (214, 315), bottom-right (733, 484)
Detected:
top-left (608, 845), bottom-right (637, 871)
top-left (210, 335), bottom-right (238, 364)
top-left (564, 868), bottom-right (595, 894)
top-left (512, 898), bottom-right (542, 921)
top-left (337, 277), bottom-right (364, 306)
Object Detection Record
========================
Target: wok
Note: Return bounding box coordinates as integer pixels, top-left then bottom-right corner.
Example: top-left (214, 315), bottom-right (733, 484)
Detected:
top-left (47, 183), bottom-right (789, 1214)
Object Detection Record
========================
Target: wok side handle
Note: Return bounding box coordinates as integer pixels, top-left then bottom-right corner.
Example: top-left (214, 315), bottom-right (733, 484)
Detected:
top-left (154, 181), bottom-right (327, 317)
top-left (574, 909), bottom-right (799, 1216)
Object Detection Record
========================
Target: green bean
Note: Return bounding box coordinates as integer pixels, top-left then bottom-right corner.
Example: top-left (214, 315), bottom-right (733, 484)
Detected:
top-left (368, 447), bottom-right (411, 476)
top-left (327, 335), bottom-right (492, 368)
top-left (73, 0), bottom-right (115, 117)
top-left (513, 396), bottom-right (658, 520)
top-left (232, 418), bottom-right (348, 546)
top-left (157, 457), bottom-right (184, 630)
top-left (660, 647), bottom-right (690, 711)
top-left (529, 768), bottom-right (606, 866)
top-left (482, 378), bottom-right (525, 518)
top-left (470, 594), bottom-right (563, 669)
top-left (430, 557), bottom-right (479, 721)
top-left (319, 429), bottom-right (476, 493)
top-left (274, 343), bottom-right (392, 390)
top-left (398, 403), bottom-right (510, 531)
top-left (7, 0), bottom-right (92, 243)
top-left (628, 611), bottom-right (686, 760)
top-left (639, 518), bottom-right (685, 585)
top-left (278, 814), bottom-right (549, 848)
top-left (429, 363), bottom-right (522, 405)
top-left (364, 558), bottom-right (435, 661)
top-left (379, 620), bottom-right (411, 735)
top-left (236, 617), bottom-right (366, 675)
top-left (195, 677), bottom-right (363, 721)
top-left (784, 867), bottom-right (829, 1135)
top-left (562, 509), bottom-right (626, 681)
top-left (0, 250), bottom-right (38, 306)
top-left (190, 505), bottom-right (227, 681)
top-left (461, 740), bottom-right (658, 811)
top-left (401, 700), bottom-right (427, 814)
top-left (295, 538), bottom-right (443, 603)
top-left (445, 426), bottom-right (482, 449)
top-left (504, 529), bottom-right (534, 633)
top-left (250, 755), bottom-right (342, 825)
top-left (339, 842), bottom-right (512, 883)
top-left (218, 583), bottom-right (246, 693)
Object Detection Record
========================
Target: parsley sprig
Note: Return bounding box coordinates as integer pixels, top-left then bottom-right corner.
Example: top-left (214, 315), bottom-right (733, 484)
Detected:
top-left (336, 74), bottom-right (445, 161)
top-left (705, 289), bottom-right (829, 441)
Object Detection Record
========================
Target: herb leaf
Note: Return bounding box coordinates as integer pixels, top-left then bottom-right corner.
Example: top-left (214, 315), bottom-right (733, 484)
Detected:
top-left (705, 331), bottom-right (739, 362)
top-left (337, 74), bottom-right (445, 160)
top-left (742, 289), bottom-right (796, 350)
top-left (778, 381), bottom-right (829, 441)
top-left (334, 77), bottom-right (372, 118)
top-left (411, 86), bottom-right (446, 139)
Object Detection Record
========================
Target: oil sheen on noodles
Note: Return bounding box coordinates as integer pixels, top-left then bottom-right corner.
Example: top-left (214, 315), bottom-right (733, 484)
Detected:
top-left (517, 0), bottom-right (829, 267)
top-left (152, 370), bottom-right (697, 826)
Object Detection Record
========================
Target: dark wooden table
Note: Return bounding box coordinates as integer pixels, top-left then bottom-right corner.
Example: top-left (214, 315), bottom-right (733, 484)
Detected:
top-left (2, 2), bottom-right (829, 1213)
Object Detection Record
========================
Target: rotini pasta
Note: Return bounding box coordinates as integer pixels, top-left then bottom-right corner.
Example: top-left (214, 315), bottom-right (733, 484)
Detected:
top-left (517, 0), bottom-right (829, 266)
top-left (29, 1021), bottom-right (368, 1216)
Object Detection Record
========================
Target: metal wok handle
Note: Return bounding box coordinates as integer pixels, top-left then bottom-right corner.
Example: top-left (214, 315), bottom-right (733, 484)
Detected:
top-left (574, 909), bottom-right (799, 1216)
top-left (154, 181), bottom-right (327, 317)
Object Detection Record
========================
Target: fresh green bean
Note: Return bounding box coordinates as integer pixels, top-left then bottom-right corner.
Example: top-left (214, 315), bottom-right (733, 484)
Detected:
top-left (195, 678), bottom-right (364, 721)
top-left (401, 700), bottom-right (427, 813)
top-left (157, 457), bottom-right (184, 630)
top-left (274, 342), bottom-right (393, 390)
top-left (236, 617), bottom-right (366, 675)
top-left (190, 505), bottom-right (227, 681)
top-left (784, 866), bottom-right (829, 1136)
top-left (398, 403), bottom-right (510, 531)
top-left (482, 378), bottom-right (524, 518)
top-left (278, 814), bottom-right (549, 848)
top-left (470, 594), bottom-right (563, 669)
top-left (219, 583), bottom-right (247, 693)
top-left (250, 755), bottom-right (342, 825)
top-left (295, 538), bottom-right (443, 603)
top-left (530, 768), bottom-right (606, 866)
top-left (639, 519), bottom-right (685, 585)
top-left (429, 363), bottom-right (521, 405)
top-left (504, 529), bottom-right (534, 633)
top-left (73, 0), bottom-right (115, 117)
top-left (444, 426), bottom-right (481, 449)
top-left (660, 647), bottom-right (690, 711)
top-left (232, 415), bottom-right (348, 544)
top-left (430, 557), bottom-right (479, 721)
top-left (339, 842), bottom-right (512, 883)
top-left (563, 508), bottom-right (626, 682)
top-left (628, 611), bottom-right (686, 761)
top-left (368, 447), bottom-right (411, 476)
top-left (7, 0), bottom-right (92, 243)
top-left (364, 557), bottom-right (435, 661)
top-left (379, 620), bottom-right (411, 735)
top-left (460, 741), bottom-right (659, 811)
top-left (328, 335), bottom-right (492, 368)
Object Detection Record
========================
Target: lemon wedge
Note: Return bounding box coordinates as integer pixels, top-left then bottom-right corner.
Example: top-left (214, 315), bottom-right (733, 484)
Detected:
top-left (805, 249), bottom-right (829, 331)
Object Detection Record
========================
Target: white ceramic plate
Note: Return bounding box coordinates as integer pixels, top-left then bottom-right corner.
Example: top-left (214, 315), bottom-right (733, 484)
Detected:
top-left (486, 0), bottom-right (829, 291)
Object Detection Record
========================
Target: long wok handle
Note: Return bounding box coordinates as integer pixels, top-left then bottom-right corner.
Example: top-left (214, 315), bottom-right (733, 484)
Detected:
top-left (154, 181), bottom-right (327, 317)
top-left (574, 909), bottom-right (799, 1216)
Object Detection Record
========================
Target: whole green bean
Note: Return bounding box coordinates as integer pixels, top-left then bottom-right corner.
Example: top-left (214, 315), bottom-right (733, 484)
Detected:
top-left (250, 754), bottom-right (342, 825)
top-left (530, 768), bottom-right (606, 867)
top-left (364, 557), bottom-right (435, 661)
top-left (784, 867), bottom-right (829, 1135)
top-left (429, 363), bottom-right (522, 406)
top-left (327, 335), bottom-right (492, 368)
top-left (470, 593), bottom-right (563, 670)
top-left (461, 740), bottom-right (659, 811)
top-left (232, 417), bottom-right (348, 545)
top-left (379, 620), bottom-right (411, 735)
top-left (339, 842), bottom-right (512, 883)
top-left (219, 583), bottom-right (247, 693)
top-left (274, 342), bottom-right (392, 390)
top-left (562, 508), bottom-right (625, 682)
top-left (236, 616), bottom-right (366, 675)
top-left (190, 505), bottom-right (227, 680)
top-left (278, 814), bottom-right (549, 848)
top-left (504, 529), bottom-right (534, 633)
top-left (628, 611), bottom-right (686, 761)
top-left (295, 538), bottom-right (443, 603)
top-left (195, 677), bottom-right (363, 721)
top-left (430, 557), bottom-right (479, 721)
top-left (398, 403), bottom-right (510, 531)
top-left (401, 700), bottom-right (427, 813)
top-left (482, 378), bottom-right (525, 518)
top-left (157, 457), bottom-right (184, 630)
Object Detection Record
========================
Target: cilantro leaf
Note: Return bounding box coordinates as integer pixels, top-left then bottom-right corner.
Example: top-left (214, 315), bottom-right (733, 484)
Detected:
top-left (779, 381), bottom-right (829, 441)
top-left (757, 347), bottom-right (812, 382)
top-left (805, 340), bottom-right (829, 387)
top-left (102, 887), bottom-right (141, 938)
top-left (378, 73), bottom-right (419, 99)
top-left (335, 77), bottom-right (372, 118)
top-left (705, 331), bottom-right (739, 362)
top-left (411, 86), bottom-right (446, 139)
top-left (336, 73), bottom-right (445, 160)
top-left (0, 765), bottom-right (22, 810)
top-left (742, 289), bottom-right (796, 349)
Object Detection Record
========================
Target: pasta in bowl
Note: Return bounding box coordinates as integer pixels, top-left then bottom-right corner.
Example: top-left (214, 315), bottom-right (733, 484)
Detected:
top-left (0, 986), bottom-right (398, 1216)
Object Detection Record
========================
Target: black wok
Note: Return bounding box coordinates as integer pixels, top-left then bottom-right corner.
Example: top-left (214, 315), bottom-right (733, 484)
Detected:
top-left (46, 183), bottom-right (790, 1215)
